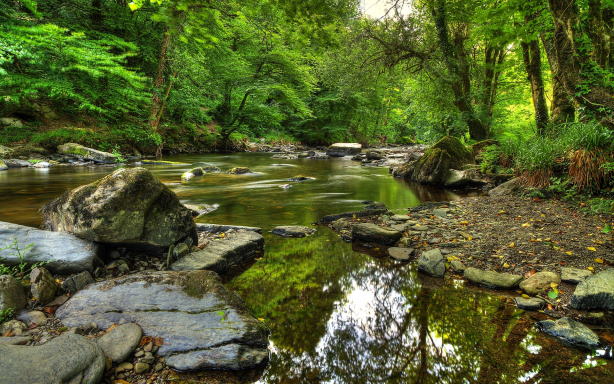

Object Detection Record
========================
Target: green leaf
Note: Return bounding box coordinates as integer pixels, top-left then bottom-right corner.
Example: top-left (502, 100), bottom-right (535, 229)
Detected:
top-left (602, 224), bottom-right (612, 234)
top-left (547, 289), bottom-right (558, 300)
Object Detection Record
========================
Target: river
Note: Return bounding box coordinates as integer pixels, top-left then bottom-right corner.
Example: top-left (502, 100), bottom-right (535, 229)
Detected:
top-left (0, 153), bottom-right (612, 383)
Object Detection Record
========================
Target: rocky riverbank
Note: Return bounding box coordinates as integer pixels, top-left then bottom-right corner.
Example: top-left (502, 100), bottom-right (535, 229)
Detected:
top-left (0, 168), bottom-right (269, 384)
top-left (322, 195), bottom-right (613, 351)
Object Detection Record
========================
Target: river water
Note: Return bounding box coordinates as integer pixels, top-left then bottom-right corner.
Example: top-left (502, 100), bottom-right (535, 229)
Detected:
top-left (0, 153), bottom-right (612, 383)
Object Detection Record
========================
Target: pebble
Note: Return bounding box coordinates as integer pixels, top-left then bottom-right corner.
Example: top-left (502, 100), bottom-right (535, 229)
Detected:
top-left (134, 362), bottom-right (150, 374)
top-left (115, 362), bottom-right (134, 373)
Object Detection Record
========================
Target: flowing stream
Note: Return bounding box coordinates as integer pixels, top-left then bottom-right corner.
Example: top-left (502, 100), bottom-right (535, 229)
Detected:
top-left (0, 153), bottom-right (612, 383)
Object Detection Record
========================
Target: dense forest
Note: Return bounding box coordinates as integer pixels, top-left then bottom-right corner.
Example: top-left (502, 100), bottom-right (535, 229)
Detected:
top-left (0, 0), bottom-right (612, 187)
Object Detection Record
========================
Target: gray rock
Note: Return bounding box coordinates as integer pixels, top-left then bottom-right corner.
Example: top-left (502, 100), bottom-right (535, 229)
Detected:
top-left (326, 143), bottom-right (362, 157)
top-left (17, 310), bottom-right (47, 326)
top-left (0, 336), bottom-right (30, 345)
top-left (61, 271), bottom-right (95, 294)
top-left (97, 323), bottom-right (142, 363)
top-left (366, 150), bottom-right (384, 160)
top-left (0, 221), bottom-right (98, 274)
top-left (388, 247), bottom-right (414, 261)
top-left (56, 270), bottom-right (269, 371)
top-left (181, 167), bottom-right (204, 182)
top-left (0, 275), bottom-right (26, 313)
top-left (0, 333), bottom-right (105, 384)
top-left (30, 267), bottom-right (57, 305)
top-left (444, 169), bottom-right (487, 188)
top-left (318, 209), bottom-right (388, 224)
top-left (418, 249), bottom-right (445, 277)
top-left (488, 177), bottom-right (524, 196)
top-left (351, 223), bottom-right (402, 245)
top-left (57, 143), bottom-right (117, 164)
top-left (561, 267), bottom-right (593, 284)
top-left (570, 269), bottom-right (614, 310)
top-left (271, 226), bottom-right (316, 238)
top-left (196, 223), bottom-right (262, 234)
top-left (134, 362), bottom-right (150, 374)
top-left (184, 203), bottom-right (219, 217)
top-left (31, 161), bottom-right (51, 168)
top-left (2, 159), bottom-right (30, 168)
top-left (41, 168), bottom-right (197, 248)
top-left (390, 214), bottom-right (411, 222)
top-left (538, 317), bottom-right (600, 350)
top-left (0, 117), bottom-right (24, 128)
top-left (450, 260), bottom-right (466, 272)
top-left (0, 145), bottom-right (14, 158)
top-left (514, 296), bottom-right (545, 310)
top-left (432, 208), bottom-right (450, 218)
top-left (171, 231), bottom-right (264, 274)
top-left (519, 271), bottom-right (560, 295)
top-left (464, 267), bottom-right (523, 289)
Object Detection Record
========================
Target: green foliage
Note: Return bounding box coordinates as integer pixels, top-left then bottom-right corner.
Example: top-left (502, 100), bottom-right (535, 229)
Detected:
top-left (0, 307), bottom-right (14, 324)
top-left (0, 238), bottom-right (45, 280)
top-left (586, 198), bottom-right (614, 215)
top-left (480, 145), bottom-right (502, 173)
top-left (558, 122), bottom-right (614, 151)
top-left (514, 136), bottom-right (562, 172)
top-left (31, 128), bottom-right (98, 149)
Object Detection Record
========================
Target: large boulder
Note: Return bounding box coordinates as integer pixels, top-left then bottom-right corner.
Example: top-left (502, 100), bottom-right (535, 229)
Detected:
top-left (57, 143), bottom-right (118, 164)
top-left (41, 168), bottom-right (196, 249)
top-left (0, 275), bottom-right (26, 313)
top-left (0, 333), bottom-right (105, 384)
top-left (418, 248), bottom-right (445, 277)
top-left (326, 143), bottom-right (362, 157)
top-left (570, 269), bottom-right (614, 310)
top-left (171, 231), bottom-right (264, 274)
top-left (0, 221), bottom-right (98, 274)
top-left (395, 136), bottom-right (473, 185)
top-left (56, 270), bottom-right (269, 371)
top-left (351, 223), bottom-right (402, 245)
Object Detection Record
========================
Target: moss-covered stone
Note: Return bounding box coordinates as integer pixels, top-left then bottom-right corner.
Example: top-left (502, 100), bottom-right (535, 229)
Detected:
top-left (432, 136), bottom-right (473, 166)
top-left (58, 143), bottom-right (117, 163)
top-left (396, 136), bottom-right (474, 185)
top-left (0, 160), bottom-right (7, 171)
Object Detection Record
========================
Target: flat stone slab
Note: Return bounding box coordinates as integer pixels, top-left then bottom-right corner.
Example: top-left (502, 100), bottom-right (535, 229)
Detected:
top-left (0, 333), bottom-right (105, 384)
top-left (388, 247), bottom-right (414, 261)
top-left (271, 226), bottom-right (316, 238)
top-left (514, 297), bottom-right (545, 310)
top-left (0, 221), bottom-right (98, 274)
top-left (464, 267), bottom-right (522, 289)
top-left (58, 143), bottom-right (117, 164)
top-left (326, 143), bottom-right (362, 157)
top-left (571, 269), bottom-right (614, 310)
top-left (196, 223), bottom-right (262, 234)
top-left (537, 317), bottom-right (600, 350)
top-left (561, 267), bottom-right (593, 284)
top-left (56, 270), bottom-right (269, 371)
top-left (171, 231), bottom-right (264, 273)
top-left (351, 223), bottom-right (402, 245)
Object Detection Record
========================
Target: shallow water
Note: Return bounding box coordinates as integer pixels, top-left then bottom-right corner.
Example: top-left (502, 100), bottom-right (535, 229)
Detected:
top-left (0, 153), bottom-right (612, 383)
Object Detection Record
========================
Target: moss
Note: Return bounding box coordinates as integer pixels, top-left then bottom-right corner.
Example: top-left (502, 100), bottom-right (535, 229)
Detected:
top-left (409, 147), bottom-right (453, 184)
top-left (433, 136), bottom-right (473, 166)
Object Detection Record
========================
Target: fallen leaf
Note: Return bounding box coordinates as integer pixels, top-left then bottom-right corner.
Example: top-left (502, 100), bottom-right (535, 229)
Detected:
top-left (521, 223), bottom-right (531, 227)
top-left (587, 266), bottom-right (595, 271)
top-left (508, 242), bottom-right (515, 248)
top-left (503, 263), bottom-right (510, 268)
top-left (594, 258), bottom-right (604, 263)
top-left (587, 246), bottom-right (597, 251)
top-left (565, 251), bottom-right (573, 256)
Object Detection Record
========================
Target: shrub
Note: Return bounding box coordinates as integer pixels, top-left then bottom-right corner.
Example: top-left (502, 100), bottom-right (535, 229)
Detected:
top-left (514, 136), bottom-right (563, 187)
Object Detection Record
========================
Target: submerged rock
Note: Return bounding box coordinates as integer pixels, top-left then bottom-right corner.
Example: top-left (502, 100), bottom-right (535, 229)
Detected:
top-left (184, 203), bottom-right (219, 217)
top-left (537, 317), bottom-right (600, 350)
top-left (464, 267), bottom-right (522, 289)
top-left (0, 221), bottom-right (98, 274)
top-left (0, 275), bottom-right (26, 313)
top-left (351, 223), bottom-right (402, 245)
top-left (196, 223), bottom-right (262, 234)
top-left (0, 333), bottom-right (106, 384)
top-left (519, 271), bottom-right (560, 295)
top-left (57, 143), bottom-right (118, 164)
top-left (271, 225), bottom-right (316, 238)
top-left (181, 167), bottom-right (204, 182)
top-left (56, 270), bottom-right (269, 371)
top-left (418, 248), bottom-right (445, 277)
top-left (228, 167), bottom-right (252, 174)
top-left (326, 143), bottom-right (362, 157)
top-left (288, 176), bottom-right (315, 182)
top-left (171, 231), bottom-right (264, 274)
top-left (570, 269), bottom-right (614, 310)
top-left (41, 167), bottom-right (196, 249)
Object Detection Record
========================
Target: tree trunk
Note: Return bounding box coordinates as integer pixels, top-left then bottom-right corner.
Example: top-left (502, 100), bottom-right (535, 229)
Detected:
top-left (587, 0), bottom-right (609, 68)
top-left (541, 34), bottom-right (576, 124)
top-left (482, 46), bottom-right (506, 124)
top-left (521, 40), bottom-right (549, 134)
top-left (430, 0), bottom-right (489, 140)
top-left (547, 0), bottom-right (613, 127)
top-left (149, 30), bottom-right (171, 134)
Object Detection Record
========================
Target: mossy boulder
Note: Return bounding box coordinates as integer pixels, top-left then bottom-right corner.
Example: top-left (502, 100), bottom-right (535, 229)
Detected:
top-left (397, 136), bottom-right (474, 185)
top-left (41, 167), bottom-right (196, 249)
